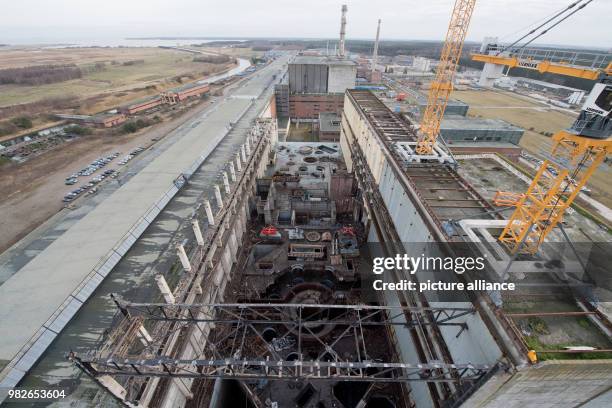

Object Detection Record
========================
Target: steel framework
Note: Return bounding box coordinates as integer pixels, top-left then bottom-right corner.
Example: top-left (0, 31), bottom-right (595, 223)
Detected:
top-left (71, 301), bottom-right (493, 384)
top-left (497, 131), bottom-right (609, 254)
top-left (471, 46), bottom-right (611, 80)
top-left (417, 0), bottom-right (476, 155)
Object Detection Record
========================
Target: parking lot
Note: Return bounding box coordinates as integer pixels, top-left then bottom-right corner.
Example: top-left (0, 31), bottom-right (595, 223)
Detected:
top-left (61, 148), bottom-right (146, 203)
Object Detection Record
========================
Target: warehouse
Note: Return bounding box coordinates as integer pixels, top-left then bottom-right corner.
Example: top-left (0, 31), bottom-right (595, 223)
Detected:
top-left (119, 96), bottom-right (162, 115)
top-left (161, 83), bottom-right (210, 104)
top-left (440, 114), bottom-right (524, 144)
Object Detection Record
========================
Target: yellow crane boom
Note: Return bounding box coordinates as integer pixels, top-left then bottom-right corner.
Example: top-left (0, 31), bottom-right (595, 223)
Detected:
top-left (416, 0), bottom-right (476, 155)
top-left (471, 52), bottom-right (612, 80)
top-left (473, 49), bottom-right (612, 253)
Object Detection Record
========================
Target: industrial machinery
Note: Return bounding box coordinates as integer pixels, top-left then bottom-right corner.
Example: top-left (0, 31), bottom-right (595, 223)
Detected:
top-left (415, 0), bottom-right (476, 155)
top-left (472, 32), bottom-right (611, 254)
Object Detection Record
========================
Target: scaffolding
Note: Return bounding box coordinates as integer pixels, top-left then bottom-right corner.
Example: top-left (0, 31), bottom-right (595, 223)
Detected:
top-left (70, 300), bottom-right (496, 405)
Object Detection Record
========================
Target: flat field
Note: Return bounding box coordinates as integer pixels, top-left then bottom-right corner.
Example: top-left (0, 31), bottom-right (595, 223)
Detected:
top-left (453, 89), bottom-right (611, 208)
top-left (0, 47), bottom-right (233, 114)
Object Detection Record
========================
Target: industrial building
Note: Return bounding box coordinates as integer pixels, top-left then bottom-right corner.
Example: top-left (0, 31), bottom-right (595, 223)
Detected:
top-left (161, 83), bottom-right (210, 104)
top-left (316, 112), bottom-right (342, 141)
top-left (288, 93), bottom-right (345, 120)
top-left (119, 96), bottom-right (163, 115)
top-left (275, 55), bottom-right (357, 122)
top-left (494, 76), bottom-right (586, 105)
top-left (120, 83), bottom-right (210, 115)
top-left (1, 2), bottom-right (610, 408)
top-left (288, 56), bottom-right (357, 94)
top-left (440, 115), bottom-right (524, 144)
top-left (51, 88), bottom-right (612, 408)
top-left (55, 113), bottom-right (128, 128)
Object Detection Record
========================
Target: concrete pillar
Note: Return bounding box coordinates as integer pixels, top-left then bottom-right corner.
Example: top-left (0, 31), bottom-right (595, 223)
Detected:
top-left (155, 274), bottom-right (176, 304)
top-left (204, 200), bottom-right (215, 226)
top-left (98, 375), bottom-right (128, 400)
top-left (241, 144), bottom-right (247, 163)
top-left (478, 62), bottom-right (505, 87)
top-left (189, 335), bottom-right (204, 356)
top-left (191, 219), bottom-right (204, 246)
top-left (138, 324), bottom-right (153, 346)
top-left (229, 162), bottom-right (236, 182)
top-left (229, 229), bottom-right (238, 262)
top-left (214, 185), bottom-right (223, 209)
top-left (176, 244), bottom-right (192, 272)
top-left (222, 172), bottom-right (231, 195)
top-left (173, 378), bottom-right (194, 400)
top-left (245, 141), bottom-right (251, 157)
top-left (235, 153), bottom-right (242, 172)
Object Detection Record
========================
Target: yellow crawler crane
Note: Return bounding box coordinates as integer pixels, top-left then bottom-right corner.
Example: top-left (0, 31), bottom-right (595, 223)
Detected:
top-left (416, 0), bottom-right (476, 155)
top-left (498, 129), bottom-right (609, 254)
top-left (471, 48), bottom-right (611, 253)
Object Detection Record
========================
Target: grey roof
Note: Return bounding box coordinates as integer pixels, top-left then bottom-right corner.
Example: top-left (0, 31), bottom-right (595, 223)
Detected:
top-left (441, 115), bottom-right (523, 131)
top-left (449, 141), bottom-right (521, 148)
top-left (291, 55), bottom-right (356, 67)
top-left (319, 112), bottom-right (341, 133)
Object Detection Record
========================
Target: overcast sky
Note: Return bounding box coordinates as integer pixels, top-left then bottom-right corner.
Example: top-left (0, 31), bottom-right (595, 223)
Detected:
top-left (0, 0), bottom-right (610, 49)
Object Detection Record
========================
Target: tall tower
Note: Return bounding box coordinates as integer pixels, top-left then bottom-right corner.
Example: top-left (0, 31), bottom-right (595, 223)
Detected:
top-left (372, 19), bottom-right (381, 69)
top-left (338, 4), bottom-right (348, 58)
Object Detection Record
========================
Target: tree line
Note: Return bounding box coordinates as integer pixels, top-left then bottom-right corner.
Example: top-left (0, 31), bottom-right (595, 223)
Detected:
top-left (0, 64), bottom-right (83, 86)
top-left (193, 55), bottom-right (233, 64)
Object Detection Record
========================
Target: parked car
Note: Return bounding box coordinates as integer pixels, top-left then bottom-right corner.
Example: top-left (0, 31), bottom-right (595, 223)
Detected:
top-left (65, 178), bottom-right (77, 185)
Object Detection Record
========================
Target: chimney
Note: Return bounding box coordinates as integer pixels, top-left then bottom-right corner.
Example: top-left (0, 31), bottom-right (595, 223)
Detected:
top-left (338, 4), bottom-right (348, 58)
top-left (372, 19), bottom-right (381, 70)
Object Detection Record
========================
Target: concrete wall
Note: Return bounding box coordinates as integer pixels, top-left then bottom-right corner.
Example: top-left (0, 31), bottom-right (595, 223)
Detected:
top-left (289, 94), bottom-right (344, 119)
top-left (465, 360), bottom-right (612, 408)
top-left (340, 91), bottom-right (504, 407)
top-left (328, 64), bottom-right (357, 93)
top-left (289, 63), bottom-right (328, 93)
top-left (440, 126), bottom-right (523, 144)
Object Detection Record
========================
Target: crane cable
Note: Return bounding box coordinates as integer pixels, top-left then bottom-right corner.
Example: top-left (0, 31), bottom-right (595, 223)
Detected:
top-left (513, 0), bottom-right (594, 54)
top-left (496, 0), bottom-right (591, 55)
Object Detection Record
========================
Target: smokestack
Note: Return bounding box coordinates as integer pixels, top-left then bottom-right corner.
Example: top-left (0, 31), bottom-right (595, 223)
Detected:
top-left (338, 4), bottom-right (347, 58)
top-left (372, 19), bottom-right (381, 70)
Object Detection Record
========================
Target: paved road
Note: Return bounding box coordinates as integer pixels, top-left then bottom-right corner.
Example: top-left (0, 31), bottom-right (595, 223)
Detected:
top-left (0, 55), bottom-right (288, 406)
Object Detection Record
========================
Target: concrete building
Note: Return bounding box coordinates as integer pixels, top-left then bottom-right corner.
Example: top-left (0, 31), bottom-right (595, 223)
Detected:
top-left (339, 89), bottom-right (612, 407)
top-left (317, 112), bottom-right (342, 141)
top-left (161, 83), bottom-right (210, 104)
top-left (412, 56), bottom-right (431, 72)
top-left (288, 93), bottom-right (345, 120)
top-left (277, 55), bottom-right (357, 121)
top-left (440, 114), bottom-right (524, 145)
top-left (273, 83), bottom-right (290, 117)
top-left (55, 113), bottom-right (128, 128)
top-left (119, 96), bottom-right (163, 115)
top-left (3, 59), bottom-right (610, 408)
top-left (288, 55), bottom-right (357, 94)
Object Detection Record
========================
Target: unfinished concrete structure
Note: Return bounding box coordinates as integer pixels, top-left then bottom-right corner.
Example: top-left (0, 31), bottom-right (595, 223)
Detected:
top-left (66, 89), bottom-right (611, 408)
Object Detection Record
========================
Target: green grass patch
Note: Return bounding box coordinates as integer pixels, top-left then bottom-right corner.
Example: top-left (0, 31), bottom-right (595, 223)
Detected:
top-left (525, 335), bottom-right (612, 360)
